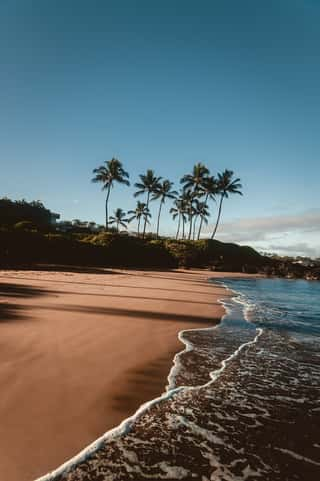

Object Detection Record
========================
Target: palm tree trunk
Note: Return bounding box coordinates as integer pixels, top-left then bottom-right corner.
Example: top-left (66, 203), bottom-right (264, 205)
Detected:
top-left (105, 184), bottom-right (111, 230)
top-left (198, 193), bottom-right (208, 240)
top-left (188, 215), bottom-right (193, 240)
top-left (211, 194), bottom-right (224, 239)
top-left (193, 216), bottom-right (198, 240)
top-left (156, 200), bottom-right (163, 239)
top-left (182, 217), bottom-right (185, 239)
top-left (142, 192), bottom-right (150, 239)
top-left (137, 217), bottom-right (141, 236)
top-left (176, 214), bottom-right (181, 240)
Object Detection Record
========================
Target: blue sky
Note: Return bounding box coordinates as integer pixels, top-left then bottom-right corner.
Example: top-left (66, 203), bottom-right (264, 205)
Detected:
top-left (1, 0), bottom-right (319, 256)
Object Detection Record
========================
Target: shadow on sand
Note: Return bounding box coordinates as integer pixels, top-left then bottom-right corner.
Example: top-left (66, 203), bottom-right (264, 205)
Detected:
top-left (28, 303), bottom-right (220, 324)
top-left (0, 282), bottom-right (48, 321)
top-left (2, 264), bottom-right (117, 275)
top-left (1, 275), bottom-right (215, 296)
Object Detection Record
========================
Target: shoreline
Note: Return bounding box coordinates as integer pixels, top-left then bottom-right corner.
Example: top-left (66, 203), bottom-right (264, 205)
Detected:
top-left (35, 272), bottom-right (262, 481)
top-left (0, 268), bottom-right (238, 481)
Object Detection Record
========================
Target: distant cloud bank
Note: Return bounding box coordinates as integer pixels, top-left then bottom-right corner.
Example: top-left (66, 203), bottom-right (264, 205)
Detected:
top-left (266, 242), bottom-right (319, 258)
top-left (203, 209), bottom-right (320, 258)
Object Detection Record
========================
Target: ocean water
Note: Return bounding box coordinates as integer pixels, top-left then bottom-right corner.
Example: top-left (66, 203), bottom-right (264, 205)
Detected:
top-left (222, 277), bottom-right (320, 340)
top-left (38, 278), bottom-right (320, 481)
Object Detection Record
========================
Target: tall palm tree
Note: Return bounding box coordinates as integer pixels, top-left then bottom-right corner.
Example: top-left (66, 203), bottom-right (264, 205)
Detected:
top-left (134, 169), bottom-right (161, 238)
top-left (192, 199), bottom-right (209, 240)
top-left (152, 180), bottom-right (178, 238)
top-left (192, 198), bottom-right (199, 240)
top-left (181, 163), bottom-right (210, 240)
top-left (198, 176), bottom-right (218, 239)
top-left (181, 189), bottom-right (197, 240)
top-left (181, 201), bottom-right (188, 239)
top-left (196, 201), bottom-right (210, 239)
top-left (128, 201), bottom-right (151, 236)
top-left (180, 162), bottom-right (210, 193)
top-left (211, 169), bottom-right (243, 239)
top-left (170, 197), bottom-right (187, 239)
top-left (92, 158), bottom-right (130, 230)
top-left (109, 208), bottom-right (129, 232)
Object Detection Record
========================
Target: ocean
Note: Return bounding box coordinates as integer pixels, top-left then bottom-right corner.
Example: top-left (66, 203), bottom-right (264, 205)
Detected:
top-left (39, 277), bottom-right (320, 481)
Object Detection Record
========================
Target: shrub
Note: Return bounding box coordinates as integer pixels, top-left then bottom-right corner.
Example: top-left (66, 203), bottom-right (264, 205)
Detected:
top-left (14, 220), bottom-right (38, 231)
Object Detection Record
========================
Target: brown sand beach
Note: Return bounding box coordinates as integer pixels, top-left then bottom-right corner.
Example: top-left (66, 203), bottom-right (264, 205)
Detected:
top-left (0, 268), bottom-right (243, 481)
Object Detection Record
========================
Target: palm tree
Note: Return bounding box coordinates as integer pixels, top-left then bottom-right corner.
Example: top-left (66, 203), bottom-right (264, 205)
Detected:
top-left (180, 162), bottom-right (210, 193)
top-left (134, 169), bottom-right (161, 238)
top-left (152, 180), bottom-right (178, 238)
top-left (195, 201), bottom-right (210, 239)
top-left (191, 198), bottom-right (199, 240)
top-left (180, 163), bottom-right (210, 240)
top-left (181, 201), bottom-right (188, 239)
top-left (92, 158), bottom-right (130, 230)
top-left (211, 169), bottom-right (243, 239)
top-left (181, 189), bottom-right (197, 240)
top-left (170, 197), bottom-right (187, 239)
top-left (128, 201), bottom-right (151, 236)
top-left (192, 199), bottom-right (208, 240)
top-left (109, 208), bottom-right (129, 232)
top-left (197, 176), bottom-right (218, 239)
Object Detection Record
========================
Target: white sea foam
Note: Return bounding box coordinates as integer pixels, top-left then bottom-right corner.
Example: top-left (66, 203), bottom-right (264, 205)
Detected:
top-left (35, 278), bottom-right (262, 481)
top-left (166, 324), bottom-right (219, 391)
top-left (176, 415), bottom-right (226, 445)
top-left (167, 278), bottom-right (263, 391)
top-left (274, 447), bottom-right (320, 466)
top-left (205, 327), bottom-right (263, 385)
top-left (35, 384), bottom-right (186, 481)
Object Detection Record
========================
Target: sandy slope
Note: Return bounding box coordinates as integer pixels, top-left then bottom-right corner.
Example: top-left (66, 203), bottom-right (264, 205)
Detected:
top-left (0, 268), bottom-right (230, 481)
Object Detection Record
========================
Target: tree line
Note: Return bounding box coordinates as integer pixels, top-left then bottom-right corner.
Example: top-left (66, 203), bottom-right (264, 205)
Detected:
top-left (0, 198), bottom-right (57, 227)
top-left (92, 158), bottom-right (243, 240)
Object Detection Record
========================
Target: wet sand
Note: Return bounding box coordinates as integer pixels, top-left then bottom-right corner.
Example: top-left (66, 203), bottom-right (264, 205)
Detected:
top-left (0, 268), bottom-right (233, 481)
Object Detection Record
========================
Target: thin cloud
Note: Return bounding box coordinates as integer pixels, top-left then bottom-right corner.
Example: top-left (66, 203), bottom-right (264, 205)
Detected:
top-left (266, 243), bottom-right (319, 258)
top-left (201, 209), bottom-right (320, 257)
top-left (203, 209), bottom-right (320, 243)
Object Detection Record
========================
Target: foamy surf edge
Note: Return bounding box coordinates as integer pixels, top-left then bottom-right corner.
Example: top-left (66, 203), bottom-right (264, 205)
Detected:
top-left (35, 277), bottom-right (262, 481)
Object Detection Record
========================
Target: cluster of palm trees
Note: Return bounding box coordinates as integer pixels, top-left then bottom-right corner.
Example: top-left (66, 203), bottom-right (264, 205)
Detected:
top-left (92, 158), bottom-right (242, 240)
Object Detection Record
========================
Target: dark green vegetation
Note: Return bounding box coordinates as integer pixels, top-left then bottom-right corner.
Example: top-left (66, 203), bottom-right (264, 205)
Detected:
top-left (0, 228), bottom-right (265, 271)
top-left (92, 159), bottom-right (242, 239)
top-left (1, 228), bottom-right (319, 279)
top-left (0, 198), bottom-right (59, 229)
top-left (0, 217), bottom-right (319, 279)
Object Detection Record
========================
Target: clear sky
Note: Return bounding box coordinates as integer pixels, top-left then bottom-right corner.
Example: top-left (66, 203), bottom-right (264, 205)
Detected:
top-left (1, 0), bottom-right (319, 257)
